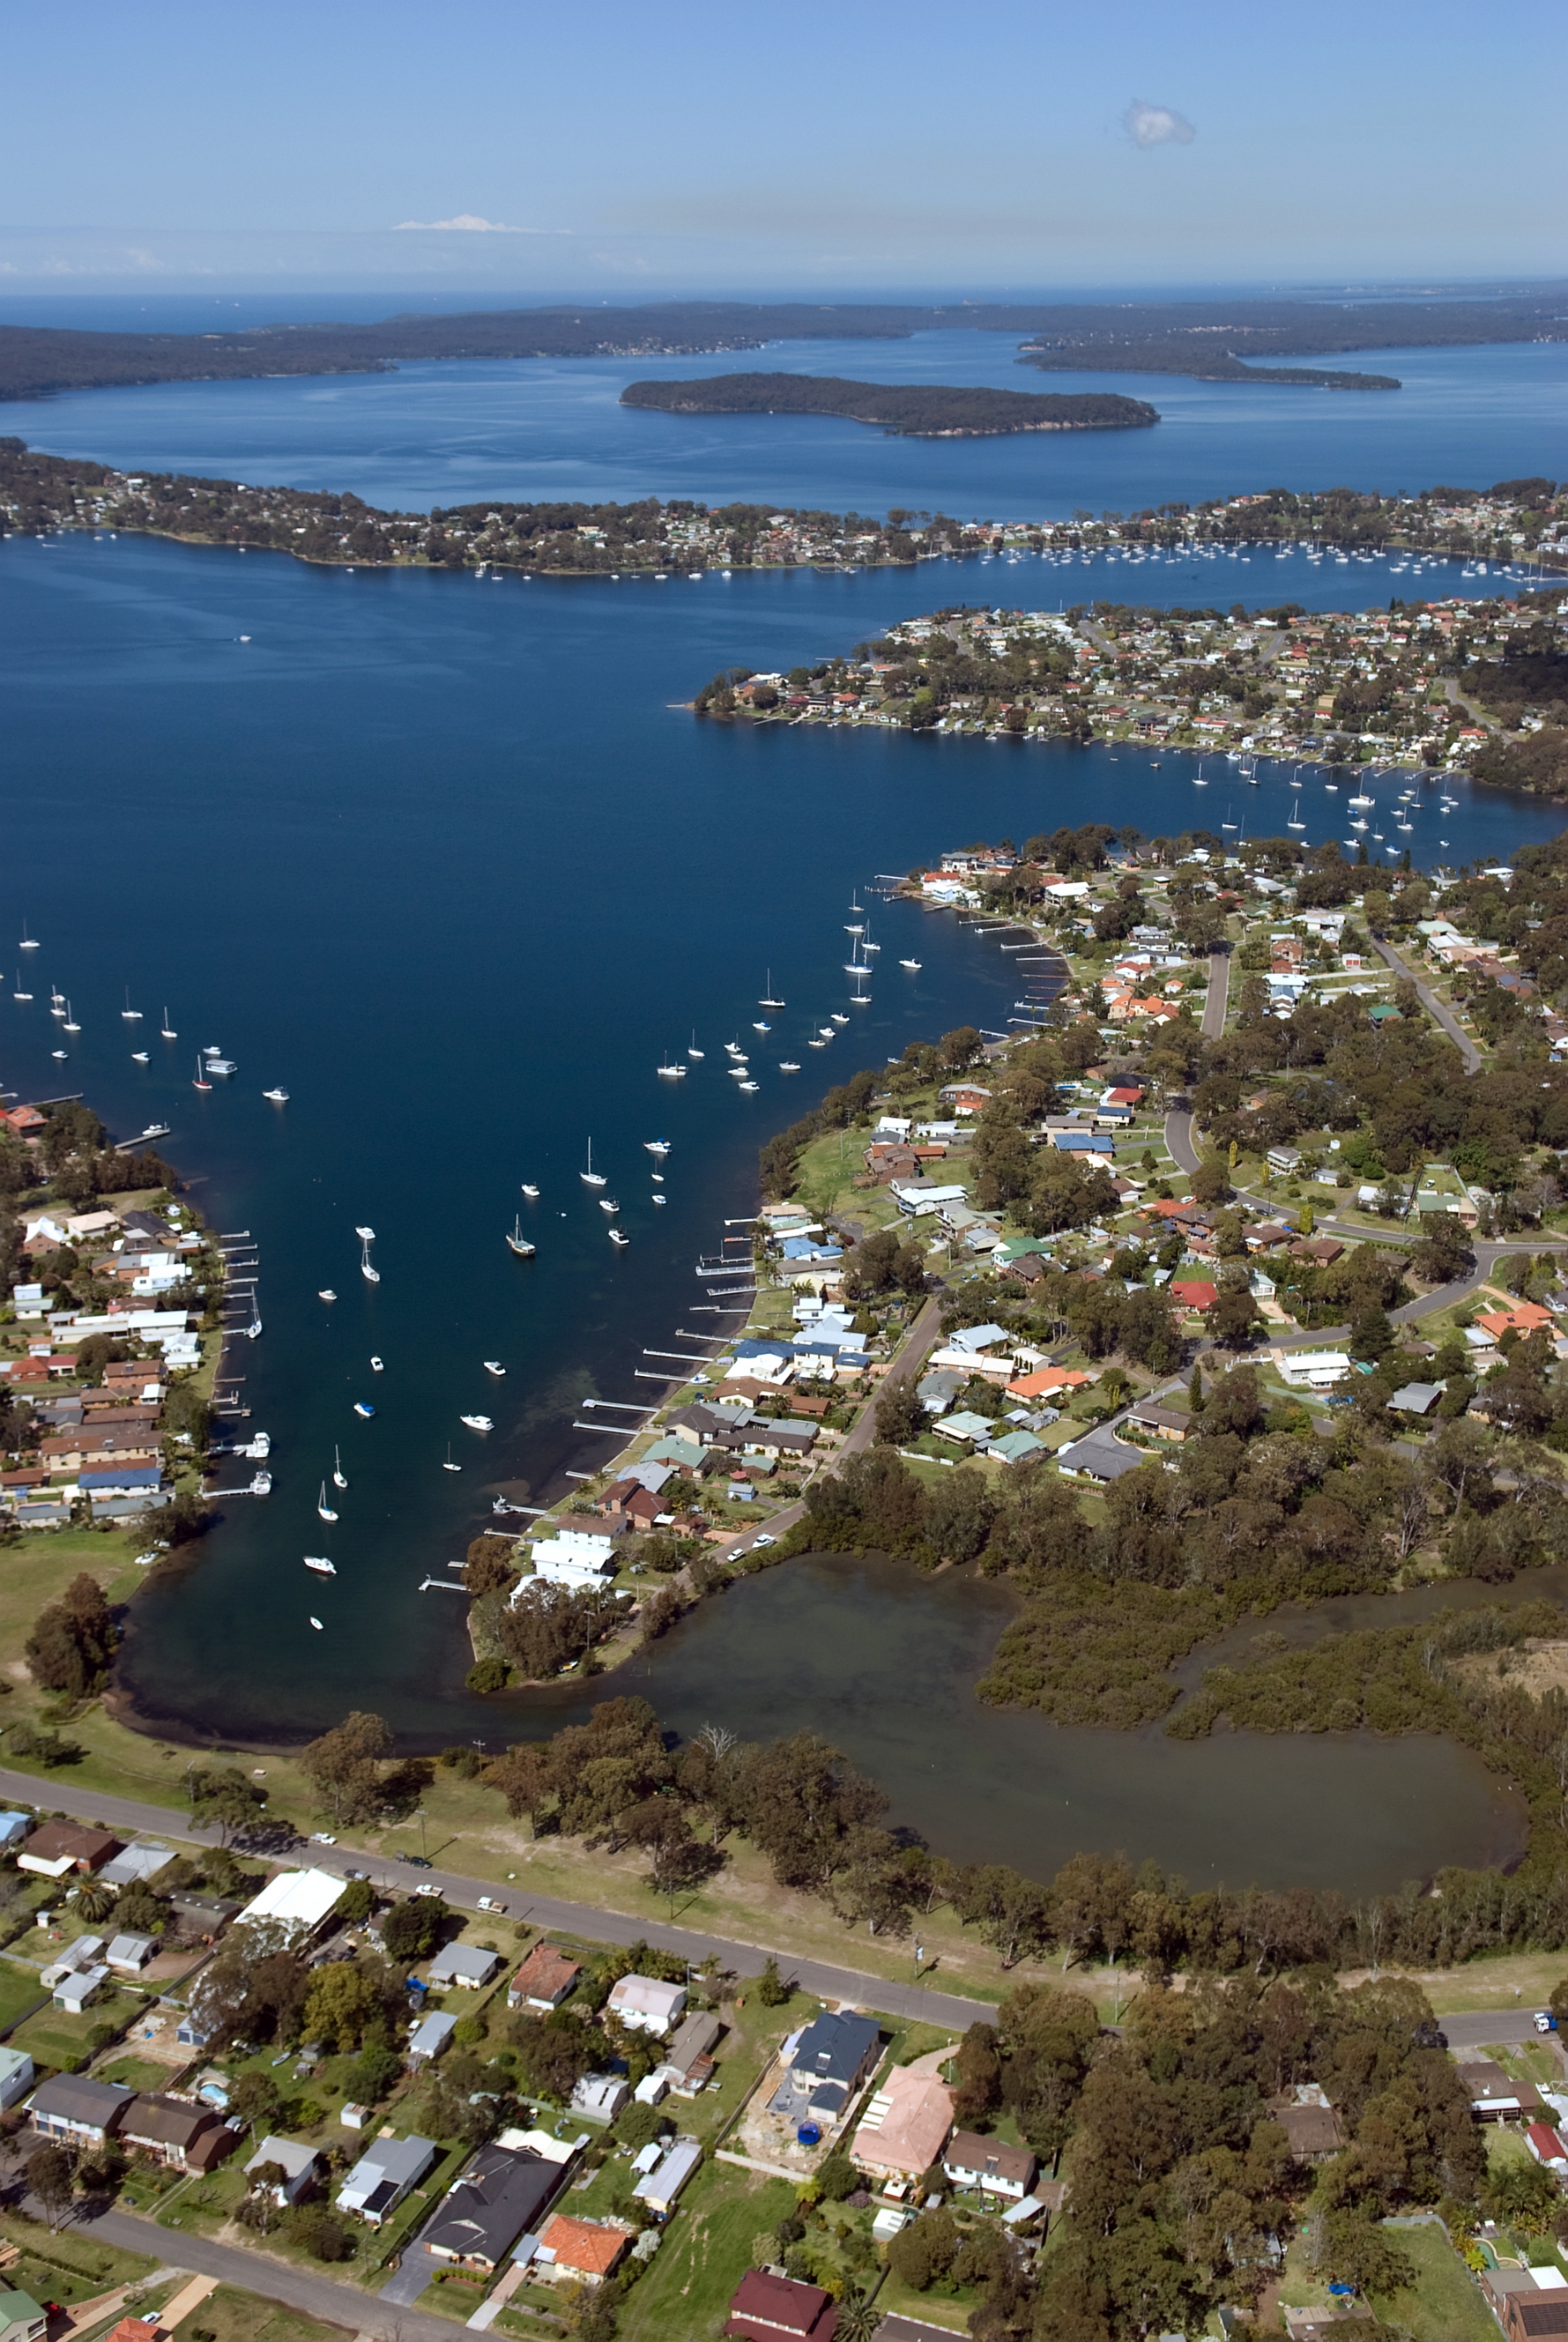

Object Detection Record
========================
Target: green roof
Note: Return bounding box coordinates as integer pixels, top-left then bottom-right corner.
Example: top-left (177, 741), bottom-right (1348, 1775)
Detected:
top-left (0, 2291), bottom-right (46, 2325)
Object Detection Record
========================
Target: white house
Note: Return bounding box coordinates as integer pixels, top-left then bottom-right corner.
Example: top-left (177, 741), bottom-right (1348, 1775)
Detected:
top-left (235, 1867), bottom-right (346, 1940)
top-left (606, 1974), bottom-right (687, 2035)
top-left (244, 2136), bottom-right (323, 2204)
top-left (1272, 1349), bottom-right (1353, 1390)
top-left (526, 1531), bottom-right (619, 1590)
top-left (428, 1944), bottom-right (502, 1991)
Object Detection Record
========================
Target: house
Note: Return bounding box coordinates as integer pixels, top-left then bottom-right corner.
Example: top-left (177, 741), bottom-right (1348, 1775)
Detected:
top-left (1126, 1402), bottom-right (1189, 1443)
top-left (570, 2074), bottom-right (629, 2122)
top-left (852, 2068), bottom-right (955, 2182)
top-left (18, 1821), bottom-right (121, 1877)
top-left (509, 1944), bottom-right (582, 2011)
top-left (933, 1410), bottom-right (998, 1447)
top-left (41, 1936), bottom-right (106, 1991)
top-left (120, 2094), bottom-right (235, 2174)
top-left (725, 2270), bottom-right (838, 2340)
top-left (987, 1430), bottom-right (1044, 1464)
top-left (633, 2134), bottom-right (702, 2216)
top-left (1500, 2287), bottom-right (1568, 2340)
top-left (100, 1843), bottom-right (173, 1889)
top-left (407, 2011), bottom-right (457, 2063)
top-left (1477, 1301), bottom-right (1555, 1344)
top-left (1169, 1280), bottom-right (1218, 1313)
top-left (1264, 2089), bottom-right (1344, 2161)
top-left (54, 1965), bottom-right (110, 2015)
top-left (1458, 2059), bottom-right (1539, 2120)
top-left (606, 1974), bottom-right (686, 2035)
top-left (532, 2212), bottom-right (631, 2286)
top-left (1388, 1381), bottom-right (1443, 1418)
top-left (0, 1814), bottom-right (33, 1849)
top-left (1055, 1427), bottom-right (1146, 1483)
top-left (27, 2074), bottom-right (133, 2145)
top-left (337, 2133), bottom-right (436, 2224)
top-left (526, 1529), bottom-right (620, 1589)
top-left (1272, 1348), bottom-right (1353, 1390)
top-left (0, 2294), bottom-right (46, 2342)
top-left (0, 1106), bottom-right (45, 1141)
top-left (1527, 2122), bottom-right (1568, 2174)
top-left (0, 2050), bottom-right (33, 2111)
top-left (790, 2011), bottom-right (881, 2100)
top-left (244, 2137), bottom-right (323, 2204)
top-left (428, 1944), bottom-right (502, 1991)
top-left (421, 2140), bottom-right (562, 2269)
top-left (104, 1932), bottom-right (156, 1974)
top-left (235, 1867), bottom-right (346, 1941)
top-left (943, 2130), bottom-right (1037, 2201)
top-left (1006, 1367), bottom-right (1094, 1403)
top-left (660, 2011), bottom-right (724, 2093)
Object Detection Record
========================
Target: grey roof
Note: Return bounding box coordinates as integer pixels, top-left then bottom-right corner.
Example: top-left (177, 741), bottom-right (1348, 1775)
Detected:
top-left (343, 2134), bottom-right (435, 2196)
top-left (428, 1944), bottom-right (502, 1986)
top-left (791, 2010), bottom-right (880, 2089)
top-left (1055, 1427), bottom-right (1147, 1482)
top-left (665, 2011), bottom-right (722, 2072)
top-left (245, 2136), bottom-right (322, 2181)
top-left (27, 2074), bottom-right (133, 2128)
top-left (1389, 1381), bottom-right (1444, 1415)
top-left (408, 2011), bottom-right (457, 2059)
top-left (419, 2143), bottom-right (559, 2264)
top-left (100, 1843), bottom-right (173, 1888)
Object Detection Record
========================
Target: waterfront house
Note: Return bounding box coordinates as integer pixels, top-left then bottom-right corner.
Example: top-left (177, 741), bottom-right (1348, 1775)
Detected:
top-left (244, 2137), bottom-right (323, 2204)
top-left (428, 1943), bottom-right (502, 1991)
top-left (119, 2093), bottom-right (235, 2173)
top-left (337, 2133), bottom-right (436, 2224)
top-left (606, 1974), bottom-right (686, 2034)
top-left (19, 1821), bottom-right (120, 1877)
top-left (422, 2139), bottom-right (562, 2270)
top-left (943, 2130), bottom-right (1037, 2201)
top-left (527, 1529), bottom-right (620, 1589)
top-left (27, 2075), bottom-right (133, 2146)
top-left (725, 2270), bottom-right (838, 2341)
top-left (509, 1943), bottom-right (582, 2011)
top-left (851, 2068), bottom-right (955, 2183)
top-left (532, 2212), bottom-right (630, 2286)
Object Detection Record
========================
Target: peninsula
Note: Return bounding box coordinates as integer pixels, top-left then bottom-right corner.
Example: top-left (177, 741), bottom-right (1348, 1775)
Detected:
top-left (619, 372), bottom-right (1158, 435)
top-left (0, 287), bottom-right (1562, 402)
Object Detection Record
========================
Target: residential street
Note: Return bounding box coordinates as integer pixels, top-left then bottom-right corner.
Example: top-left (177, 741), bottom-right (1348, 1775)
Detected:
top-left (0, 1766), bottom-right (993, 2030)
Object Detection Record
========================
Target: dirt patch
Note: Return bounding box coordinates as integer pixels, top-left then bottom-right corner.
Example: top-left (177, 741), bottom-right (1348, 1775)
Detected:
top-left (1452, 1640), bottom-right (1568, 1699)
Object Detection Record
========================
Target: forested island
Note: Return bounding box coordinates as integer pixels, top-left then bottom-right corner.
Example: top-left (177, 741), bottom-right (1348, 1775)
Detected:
top-left (0, 287), bottom-right (1562, 403)
top-left (620, 372), bottom-right (1158, 435)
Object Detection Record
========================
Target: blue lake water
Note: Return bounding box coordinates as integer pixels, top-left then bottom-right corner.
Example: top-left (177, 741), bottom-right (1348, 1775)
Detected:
top-left (0, 340), bottom-right (1561, 1886)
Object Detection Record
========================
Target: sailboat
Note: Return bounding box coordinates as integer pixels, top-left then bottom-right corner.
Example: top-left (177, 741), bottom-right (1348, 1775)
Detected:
top-left (160, 1007), bottom-right (177, 1038)
top-left (332, 1446), bottom-right (348, 1490)
top-left (63, 1001), bottom-right (80, 1032)
top-left (442, 1444), bottom-right (462, 1472)
top-left (656, 1055), bottom-right (687, 1078)
top-left (843, 938), bottom-right (868, 978)
top-left (317, 1482), bottom-right (338, 1523)
top-left (122, 989), bottom-right (142, 1022)
top-left (759, 970), bottom-right (785, 1007)
top-left (580, 1140), bottom-right (606, 1188)
top-left (12, 971), bottom-right (32, 1002)
top-left (18, 925), bottom-right (38, 952)
top-left (505, 1215), bottom-right (536, 1257)
top-left (687, 1031), bottom-right (704, 1059)
top-left (193, 1055), bottom-right (212, 1092)
top-left (359, 1232), bottom-right (380, 1283)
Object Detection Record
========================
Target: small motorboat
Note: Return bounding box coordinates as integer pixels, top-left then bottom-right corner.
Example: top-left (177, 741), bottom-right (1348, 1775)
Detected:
top-left (204, 1057), bottom-right (236, 1076)
top-left (354, 1223), bottom-right (376, 1239)
top-left (643, 1140), bottom-right (671, 1156)
top-left (521, 1183), bottom-right (539, 1198)
top-left (506, 1216), bottom-right (537, 1257)
top-left (317, 1483), bottom-right (338, 1522)
top-left (739, 1080), bottom-right (759, 1092)
top-left (484, 1360), bottom-right (507, 1376)
top-left (830, 1014), bottom-right (848, 1026)
top-left (652, 1193), bottom-right (666, 1205)
top-left (651, 1170), bottom-right (664, 1181)
top-left (609, 1228), bottom-right (630, 1247)
top-left (318, 1288), bottom-right (337, 1302)
top-left (370, 1355), bottom-right (384, 1372)
top-left (332, 1446), bottom-right (348, 1489)
top-left (442, 1445), bottom-right (462, 1472)
top-left (263, 1087), bottom-right (289, 1104)
top-left (304, 1556), bottom-right (336, 1576)
top-left (599, 1197), bottom-right (619, 1214)
top-left (131, 1051), bottom-right (149, 1065)
top-left (778, 1059), bottom-right (800, 1072)
top-left (51, 1050), bottom-right (67, 1060)
top-left (460, 1414), bottom-right (494, 1431)
top-left (353, 1401), bottom-right (375, 1417)
top-left (140, 1122), bottom-right (170, 1141)
top-left (900, 958), bottom-right (922, 970)
top-left (752, 1020), bottom-right (770, 1033)
top-left (308, 1616), bottom-right (324, 1631)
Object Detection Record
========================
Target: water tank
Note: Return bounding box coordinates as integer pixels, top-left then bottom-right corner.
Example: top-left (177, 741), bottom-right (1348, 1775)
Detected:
top-left (796, 2122), bottom-right (821, 2147)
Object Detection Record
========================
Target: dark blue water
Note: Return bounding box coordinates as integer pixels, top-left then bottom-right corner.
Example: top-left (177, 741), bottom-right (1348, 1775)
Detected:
top-left (0, 345), bottom-right (1559, 1886)
top-left (6, 331), bottom-right (1564, 520)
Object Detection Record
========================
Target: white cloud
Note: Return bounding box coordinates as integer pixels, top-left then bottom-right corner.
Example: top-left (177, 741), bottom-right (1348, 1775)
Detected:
top-left (1124, 99), bottom-right (1195, 148)
top-left (393, 213), bottom-right (564, 234)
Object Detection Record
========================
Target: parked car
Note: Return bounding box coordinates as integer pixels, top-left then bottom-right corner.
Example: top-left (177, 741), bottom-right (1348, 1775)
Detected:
top-left (311, 1832), bottom-right (337, 1846)
top-left (477, 1895), bottom-right (502, 1913)
top-left (415, 1883), bottom-right (442, 1899)
top-left (1535, 2010), bottom-right (1558, 2033)
top-left (405, 1855), bottom-right (433, 1870)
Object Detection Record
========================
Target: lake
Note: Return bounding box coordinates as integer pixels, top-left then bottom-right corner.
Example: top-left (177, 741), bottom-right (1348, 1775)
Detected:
top-left (0, 337), bottom-right (1562, 1889)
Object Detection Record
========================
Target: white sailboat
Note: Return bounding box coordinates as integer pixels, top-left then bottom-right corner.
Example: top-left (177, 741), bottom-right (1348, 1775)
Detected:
top-left (580, 1140), bottom-right (606, 1188)
top-left (160, 1007), bottom-right (177, 1037)
top-left (317, 1482), bottom-right (338, 1522)
top-left (122, 988), bottom-right (142, 1022)
top-left (18, 925), bottom-right (38, 952)
top-left (359, 1232), bottom-right (380, 1283)
top-left (687, 1030), bottom-right (704, 1059)
top-left (506, 1216), bottom-right (536, 1257)
top-left (332, 1446), bottom-right (348, 1490)
top-left (759, 970), bottom-right (785, 1007)
top-left (12, 971), bottom-right (32, 1002)
top-left (442, 1444), bottom-right (462, 1472)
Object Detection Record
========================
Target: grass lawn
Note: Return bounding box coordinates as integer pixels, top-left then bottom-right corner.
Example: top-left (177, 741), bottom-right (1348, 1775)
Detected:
top-left (871, 2271), bottom-right (973, 2332)
top-left (11, 1986), bottom-right (149, 2071)
top-left (1368, 2222), bottom-right (1497, 2342)
top-left (615, 2159), bottom-right (795, 2342)
top-left (413, 2275), bottom-right (492, 2323)
top-left (0, 1959), bottom-right (51, 2033)
top-left (96, 2052), bottom-right (180, 2093)
top-left (0, 2212), bottom-right (157, 2293)
top-left (167, 2282), bottom-right (347, 2342)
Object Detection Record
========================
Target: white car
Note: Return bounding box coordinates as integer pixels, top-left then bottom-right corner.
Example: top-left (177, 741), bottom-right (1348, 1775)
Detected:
top-left (415, 1882), bottom-right (442, 1899)
top-left (751, 1534), bottom-right (777, 1549)
top-left (311, 1832), bottom-right (337, 1846)
top-left (477, 1895), bottom-right (502, 1913)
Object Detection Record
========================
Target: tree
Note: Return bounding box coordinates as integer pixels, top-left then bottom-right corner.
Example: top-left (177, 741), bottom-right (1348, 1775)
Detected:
top-left (26, 1572), bottom-right (118, 1698)
top-left (754, 1954), bottom-right (790, 2006)
top-left (300, 1710), bottom-right (392, 1825)
top-left (27, 2144), bottom-right (75, 2232)
top-left (382, 1895), bottom-right (449, 1962)
top-left (613, 2100), bottom-right (671, 2154)
top-left (334, 1877), bottom-right (376, 1925)
top-left (888, 2207), bottom-right (960, 2290)
top-left (464, 1534), bottom-right (521, 1598)
top-left (189, 1764), bottom-right (268, 1846)
top-left (482, 1741), bottom-right (555, 1833)
top-left (736, 1732), bottom-right (888, 1892)
top-left (227, 2070), bottom-right (283, 2137)
top-left (287, 2204), bottom-right (353, 2262)
top-left (238, 2160), bottom-right (291, 2235)
top-left (344, 2041), bottom-right (404, 2103)
top-left (301, 1963), bottom-right (381, 2051)
top-left (73, 1881), bottom-right (115, 1924)
top-left (873, 1374), bottom-right (927, 1447)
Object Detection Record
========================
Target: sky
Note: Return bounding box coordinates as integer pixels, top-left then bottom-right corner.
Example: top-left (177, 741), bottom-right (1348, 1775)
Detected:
top-left (1, 0), bottom-right (1563, 301)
